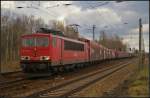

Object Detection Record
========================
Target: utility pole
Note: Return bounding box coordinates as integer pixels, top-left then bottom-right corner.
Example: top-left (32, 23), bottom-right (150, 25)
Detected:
top-left (0, 60), bottom-right (2, 75)
top-left (141, 27), bottom-right (145, 66)
top-left (92, 25), bottom-right (96, 41)
top-left (38, 1), bottom-right (41, 7)
top-left (130, 32), bottom-right (133, 50)
top-left (100, 30), bottom-right (105, 41)
top-left (139, 18), bottom-right (142, 70)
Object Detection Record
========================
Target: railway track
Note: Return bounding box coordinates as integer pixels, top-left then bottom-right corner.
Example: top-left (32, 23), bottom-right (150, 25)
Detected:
top-left (1, 71), bottom-right (24, 80)
top-left (27, 59), bottom-right (136, 97)
top-left (0, 78), bottom-right (28, 89)
top-left (0, 71), bottom-right (27, 89)
top-left (0, 71), bottom-right (24, 83)
top-left (1, 71), bottom-right (22, 76)
top-left (0, 58), bottom-right (136, 97)
top-left (0, 58), bottom-right (125, 90)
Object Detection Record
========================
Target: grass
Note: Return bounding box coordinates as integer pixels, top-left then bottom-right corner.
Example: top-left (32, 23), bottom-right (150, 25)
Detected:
top-left (1, 61), bottom-right (21, 73)
top-left (101, 57), bottom-right (150, 97)
top-left (127, 59), bottom-right (149, 97)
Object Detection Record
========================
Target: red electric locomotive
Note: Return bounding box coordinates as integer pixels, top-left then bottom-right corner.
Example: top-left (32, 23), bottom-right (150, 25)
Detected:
top-left (20, 28), bottom-right (88, 74)
top-left (20, 28), bottom-right (131, 76)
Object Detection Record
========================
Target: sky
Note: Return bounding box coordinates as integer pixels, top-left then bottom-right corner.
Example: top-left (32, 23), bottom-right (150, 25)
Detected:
top-left (1, 1), bottom-right (149, 52)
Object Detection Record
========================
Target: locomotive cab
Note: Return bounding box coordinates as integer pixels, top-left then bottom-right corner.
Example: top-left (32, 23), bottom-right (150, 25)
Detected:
top-left (20, 33), bottom-right (51, 73)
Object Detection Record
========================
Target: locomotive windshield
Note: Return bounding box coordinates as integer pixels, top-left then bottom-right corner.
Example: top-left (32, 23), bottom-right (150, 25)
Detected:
top-left (22, 37), bottom-right (49, 47)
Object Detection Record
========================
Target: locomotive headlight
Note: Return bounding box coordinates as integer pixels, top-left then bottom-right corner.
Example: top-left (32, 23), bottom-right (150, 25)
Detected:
top-left (40, 56), bottom-right (50, 60)
top-left (21, 56), bottom-right (30, 60)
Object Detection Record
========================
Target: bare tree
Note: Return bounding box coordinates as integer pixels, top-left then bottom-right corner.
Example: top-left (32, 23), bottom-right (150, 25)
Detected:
top-left (49, 20), bottom-right (79, 39)
top-left (1, 11), bottom-right (46, 72)
top-left (99, 31), bottom-right (127, 51)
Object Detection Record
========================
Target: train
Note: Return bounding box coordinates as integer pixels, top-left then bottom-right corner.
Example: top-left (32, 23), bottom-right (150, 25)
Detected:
top-left (20, 28), bottom-right (132, 75)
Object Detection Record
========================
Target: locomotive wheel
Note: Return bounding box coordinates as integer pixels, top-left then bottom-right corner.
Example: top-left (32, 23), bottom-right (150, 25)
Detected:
top-left (56, 67), bottom-right (61, 72)
top-left (68, 66), bottom-right (72, 72)
top-left (74, 64), bottom-right (79, 69)
top-left (67, 65), bottom-right (73, 72)
top-left (71, 64), bottom-right (76, 71)
top-left (49, 67), bottom-right (55, 74)
top-left (53, 67), bottom-right (58, 73)
top-left (64, 66), bottom-right (70, 72)
top-left (58, 67), bottom-right (63, 72)
top-left (63, 67), bottom-right (68, 72)
top-left (62, 67), bottom-right (66, 72)
top-left (80, 64), bottom-right (84, 68)
top-left (77, 64), bottom-right (82, 68)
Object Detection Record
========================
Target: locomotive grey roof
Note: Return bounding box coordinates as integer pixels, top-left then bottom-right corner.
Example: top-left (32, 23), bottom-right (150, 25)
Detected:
top-left (36, 28), bottom-right (65, 36)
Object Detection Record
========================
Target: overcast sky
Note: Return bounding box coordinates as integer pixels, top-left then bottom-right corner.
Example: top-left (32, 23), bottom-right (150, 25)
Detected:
top-left (1, 1), bottom-right (149, 52)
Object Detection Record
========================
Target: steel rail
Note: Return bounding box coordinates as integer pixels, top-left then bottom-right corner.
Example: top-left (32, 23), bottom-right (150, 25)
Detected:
top-left (62, 60), bottom-right (135, 97)
top-left (27, 59), bottom-right (135, 97)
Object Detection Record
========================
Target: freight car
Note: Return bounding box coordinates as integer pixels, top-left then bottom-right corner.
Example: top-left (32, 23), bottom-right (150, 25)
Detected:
top-left (20, 28), bottom-right (131, 75)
